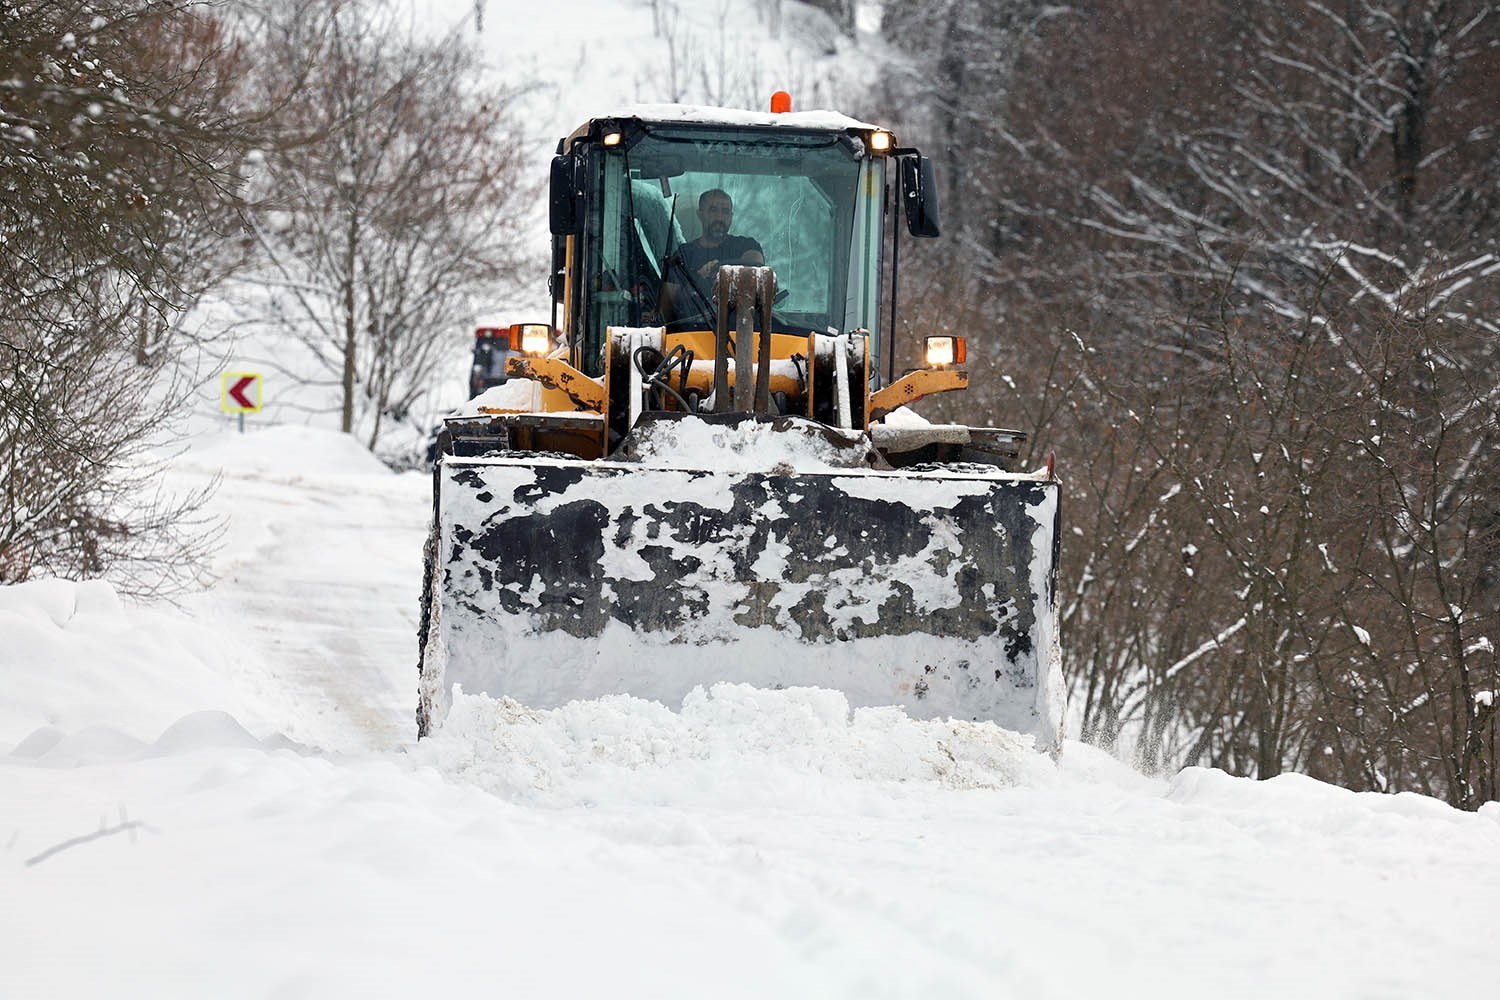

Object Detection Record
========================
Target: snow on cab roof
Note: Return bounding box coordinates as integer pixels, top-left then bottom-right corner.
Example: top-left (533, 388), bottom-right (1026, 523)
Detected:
top-left (564, 103), bottom-right (881, 143)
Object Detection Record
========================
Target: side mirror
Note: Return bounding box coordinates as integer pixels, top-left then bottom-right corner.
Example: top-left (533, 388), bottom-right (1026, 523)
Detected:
top-left (899, 155), bottom-right (941, 238)
top-left (550, 155), bottom-right (580, 236)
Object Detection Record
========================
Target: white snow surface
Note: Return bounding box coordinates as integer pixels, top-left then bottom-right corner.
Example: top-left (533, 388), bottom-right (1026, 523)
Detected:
top-left (5, 427), bottom-right (1500, 999)
top-left (457, 378), bottom-right (543, 414)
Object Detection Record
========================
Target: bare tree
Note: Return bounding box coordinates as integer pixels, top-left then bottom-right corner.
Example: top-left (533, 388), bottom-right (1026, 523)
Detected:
top-left (240, 0), bottom-right (534, 455)
top-left (638, 0), bottom-right (854, 112)
top-left (1, 0), bottom-right (249, 595)
top-left (1327, 281), bottom-right (1500, 807)
top-left (1020, 260), bottom-right (1498, 803)
top-left (880, 0), bottom-right (1500, 805)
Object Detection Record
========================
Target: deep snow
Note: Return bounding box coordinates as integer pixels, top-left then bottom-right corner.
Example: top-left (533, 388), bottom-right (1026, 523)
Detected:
top-left (5, 426), bottom-right (1500, 1000)
top-left (5, 2), bottom-right (1500, 997)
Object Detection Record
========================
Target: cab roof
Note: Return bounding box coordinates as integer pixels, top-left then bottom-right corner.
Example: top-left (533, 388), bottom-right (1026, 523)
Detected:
top-left (562, 103), bottom-right (884, 150)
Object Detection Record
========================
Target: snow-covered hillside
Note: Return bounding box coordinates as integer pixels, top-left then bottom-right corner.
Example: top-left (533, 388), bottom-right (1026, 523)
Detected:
top-left (5, 425), bottom-right (1500, 998)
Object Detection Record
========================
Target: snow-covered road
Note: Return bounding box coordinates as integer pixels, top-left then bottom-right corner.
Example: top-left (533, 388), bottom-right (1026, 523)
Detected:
top-left (4, 426), bottom-right (1498, 999)
top-left (171, 430), bottom-right (430, 751)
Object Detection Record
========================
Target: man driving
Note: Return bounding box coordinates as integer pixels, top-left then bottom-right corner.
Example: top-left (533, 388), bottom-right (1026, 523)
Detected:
top-left (659, 188), bottom-right (764, 322)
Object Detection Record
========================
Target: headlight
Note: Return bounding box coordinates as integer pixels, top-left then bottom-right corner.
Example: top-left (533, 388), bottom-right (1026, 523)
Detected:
top-left (511, 323), bottom-right (554, 356)
top-left (924, 335), bottom-right (966, 367)
top-left (868, 130), bottom-right (893, 153)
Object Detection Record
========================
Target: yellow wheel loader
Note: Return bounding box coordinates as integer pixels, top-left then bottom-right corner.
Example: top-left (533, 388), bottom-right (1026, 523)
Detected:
top-left (417, 99), bottom-right (1063, 749)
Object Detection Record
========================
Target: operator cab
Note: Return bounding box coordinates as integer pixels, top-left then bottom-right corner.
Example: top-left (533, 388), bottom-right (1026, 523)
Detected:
top-left (549, 105), bottom-right (938, 384)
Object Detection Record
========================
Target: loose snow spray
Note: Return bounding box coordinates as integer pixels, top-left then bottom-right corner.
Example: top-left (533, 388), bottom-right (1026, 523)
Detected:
top-left (414, 683), bottom-right (1058, 810)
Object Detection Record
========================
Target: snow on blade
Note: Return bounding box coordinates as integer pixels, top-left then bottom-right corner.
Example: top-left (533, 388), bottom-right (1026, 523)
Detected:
top-left (429, 454), bottom-right (1063, 747)
top-left (618, 416), bottom-right (868, 473)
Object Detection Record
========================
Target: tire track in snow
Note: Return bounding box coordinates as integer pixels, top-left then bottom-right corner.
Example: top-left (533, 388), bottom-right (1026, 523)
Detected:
top-left (175, 437), bottom-right (430, 751)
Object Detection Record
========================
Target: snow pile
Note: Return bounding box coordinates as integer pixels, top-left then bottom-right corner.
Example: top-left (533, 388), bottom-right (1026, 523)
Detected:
top-left (0, 578), bottom-right (270, 744)
top-left (10, 711), bottom-right (296, 769)
top-left (1168, 765), bottom-right (1483, 835)
top-left (415, 683), bottom-right (1057, 809)
top-left (455, 379), bottom-right (545, 414)
top-left (623, 415), bottom-right (874, 471)
top-left (175, 424), bottom-right (394, 481)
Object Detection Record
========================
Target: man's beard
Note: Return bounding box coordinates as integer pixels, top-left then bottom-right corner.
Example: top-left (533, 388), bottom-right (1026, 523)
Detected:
top-left (705, 221), bottom-right (728, 241)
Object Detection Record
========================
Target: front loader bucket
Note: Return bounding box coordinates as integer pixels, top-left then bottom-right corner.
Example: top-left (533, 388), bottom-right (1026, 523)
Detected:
top-left (420, 453), bottom-right (1063, 750)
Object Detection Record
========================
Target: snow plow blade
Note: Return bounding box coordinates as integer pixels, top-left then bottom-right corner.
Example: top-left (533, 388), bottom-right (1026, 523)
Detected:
top-left (419, 451), bottom-right (1063, 750)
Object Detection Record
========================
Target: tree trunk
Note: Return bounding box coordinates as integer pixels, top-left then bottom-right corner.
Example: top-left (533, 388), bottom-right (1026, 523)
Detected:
top-left (938, 5), bottom-right (964, 226)
top-left (341, 213), bottom-right (357, 435)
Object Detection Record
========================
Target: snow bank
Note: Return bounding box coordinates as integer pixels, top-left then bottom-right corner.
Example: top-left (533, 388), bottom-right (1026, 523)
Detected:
top-left (0, 579), bottom-right (272, 747)
top-left (7, 711), bottom-right (297, 768)
top-left (175, 425), bottom-right (394, 480)
top-left (1168, 764), bottom-right (1478, 834)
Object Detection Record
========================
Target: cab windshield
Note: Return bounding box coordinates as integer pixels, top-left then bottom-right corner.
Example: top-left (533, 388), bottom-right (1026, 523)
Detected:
top-left (579, 124), bottom-right (886, 377)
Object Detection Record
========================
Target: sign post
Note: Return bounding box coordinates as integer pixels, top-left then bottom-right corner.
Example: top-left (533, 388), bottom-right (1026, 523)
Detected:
top-left (221, 372), bottom-right (263, 432)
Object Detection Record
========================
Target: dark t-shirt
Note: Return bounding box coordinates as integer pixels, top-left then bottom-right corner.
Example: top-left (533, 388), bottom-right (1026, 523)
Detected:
top-left (677, 235), bottom-right (763, 299)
